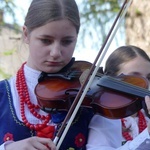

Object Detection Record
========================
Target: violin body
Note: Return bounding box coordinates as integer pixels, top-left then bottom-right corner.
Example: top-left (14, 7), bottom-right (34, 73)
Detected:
top-left (35, 61), bottom-right (149, 119)
top-left (35, 61), bottom-right (93, 113)
top-left (90, 74), bottom-right (149, 119)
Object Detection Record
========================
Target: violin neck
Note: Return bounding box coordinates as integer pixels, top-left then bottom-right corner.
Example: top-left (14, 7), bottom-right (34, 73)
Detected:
top-left (97, 76), bottom-right (150, 98)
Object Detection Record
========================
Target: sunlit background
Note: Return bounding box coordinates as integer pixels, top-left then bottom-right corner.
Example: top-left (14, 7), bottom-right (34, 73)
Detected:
top-left (0, 0), bottom-right (128, 80)
top-left (4, 0), bottom-right (125, 64)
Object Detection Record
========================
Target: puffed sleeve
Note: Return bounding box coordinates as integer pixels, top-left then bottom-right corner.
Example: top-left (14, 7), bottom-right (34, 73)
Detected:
top-left (86, 115), bottom-right (150, 150)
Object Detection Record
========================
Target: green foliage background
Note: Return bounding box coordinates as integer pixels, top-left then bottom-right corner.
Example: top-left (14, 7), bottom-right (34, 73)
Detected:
top-left (0, 0), bottom-right (124, 78)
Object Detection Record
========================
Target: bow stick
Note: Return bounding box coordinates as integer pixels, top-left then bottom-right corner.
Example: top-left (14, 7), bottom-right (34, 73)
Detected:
top-left (53, 0), bottom-right (133, 149)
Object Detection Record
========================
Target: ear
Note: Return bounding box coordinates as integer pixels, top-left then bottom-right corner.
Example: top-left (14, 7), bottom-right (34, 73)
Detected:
top-left (23, 25), bottom-right (29, 44)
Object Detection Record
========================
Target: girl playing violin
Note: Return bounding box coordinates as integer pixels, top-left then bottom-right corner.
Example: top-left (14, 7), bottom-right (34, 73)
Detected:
top-left (92, 45), bottom-right (150, 149)
top-left (1, 0), bottom-right (94, 150)
top-left (104, 45), bottom-right (150, 144)
top-left (1, 0), bottom-right (150, 150)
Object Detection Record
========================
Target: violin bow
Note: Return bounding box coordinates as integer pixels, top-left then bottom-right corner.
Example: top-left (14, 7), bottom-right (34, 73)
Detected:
top-left (53, 0), bottom-right (133, 149)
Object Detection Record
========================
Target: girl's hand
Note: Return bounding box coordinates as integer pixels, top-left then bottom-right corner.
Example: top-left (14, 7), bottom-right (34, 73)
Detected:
top-left (5, 136), bottom-right (56, 150)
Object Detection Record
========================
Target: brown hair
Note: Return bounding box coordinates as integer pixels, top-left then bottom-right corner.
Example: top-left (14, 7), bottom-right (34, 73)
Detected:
top-left (104, 45), bottom-right (150, 76)
top-left (24, 0), bottom-right (80, 33)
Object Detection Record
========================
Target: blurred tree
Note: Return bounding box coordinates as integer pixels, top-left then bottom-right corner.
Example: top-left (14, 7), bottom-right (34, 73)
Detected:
top-left (3, 0), bottom-right (147, 79)
top-left (125, 0), bottom-right (150, 56)
top-left (0, 0), bottom-right (16, 22)
top-left (0, 0), bottom-right (20, 79)
top-left (0, 0), bottom-right (20, 32)
top-left (79, 0), bottom-right (150, 57)
top-left (78, 0), bottom-right (124, 49)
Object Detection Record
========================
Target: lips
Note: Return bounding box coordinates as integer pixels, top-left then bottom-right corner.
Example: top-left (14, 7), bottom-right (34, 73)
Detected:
top-left (46, 61), bottom-right (62, 66)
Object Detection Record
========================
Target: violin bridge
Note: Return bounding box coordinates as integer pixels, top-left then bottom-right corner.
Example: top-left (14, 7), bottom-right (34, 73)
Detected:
top-left (79, 69), bottom-right (90, 85)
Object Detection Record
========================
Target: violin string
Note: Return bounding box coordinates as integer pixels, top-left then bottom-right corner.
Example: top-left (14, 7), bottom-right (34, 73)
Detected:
top-left (103, 76), bottom-right (150, 97)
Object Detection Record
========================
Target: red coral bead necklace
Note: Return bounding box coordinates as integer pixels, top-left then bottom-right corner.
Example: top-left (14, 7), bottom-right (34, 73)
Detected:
top-left (16, 62), bottom-right (51, 131)
top-left (122, 111), bottom-right (147, 141)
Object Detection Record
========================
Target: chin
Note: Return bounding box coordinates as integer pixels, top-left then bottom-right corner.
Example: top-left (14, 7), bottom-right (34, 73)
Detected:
top-left (44, 68), bottom-right (62, 73)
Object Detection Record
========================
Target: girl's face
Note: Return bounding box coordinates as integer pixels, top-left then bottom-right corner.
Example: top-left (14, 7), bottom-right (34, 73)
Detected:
top-left (117, 55), bottom-right (150, 84)
top-left (23, 19), bottom-right (77, 73)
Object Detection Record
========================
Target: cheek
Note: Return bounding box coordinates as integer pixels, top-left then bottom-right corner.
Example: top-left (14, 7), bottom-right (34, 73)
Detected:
top-left (64, 44), bottom-right (75, 54)
top-left (68, 48), bottom-right (75, 55)
top-left (29, 44), bottom-right (43, 60)
top-left (69, 44), bottom-right (76, 54)
top-left (62, 48), bottom-right (74, 65)
top-left (29, 41), bottom-right (44, 54)
top-left (65, 48), bottom-right (74, 59)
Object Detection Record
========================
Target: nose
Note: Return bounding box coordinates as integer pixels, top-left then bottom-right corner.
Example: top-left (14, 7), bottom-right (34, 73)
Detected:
top-left (49, 43), bottom-right (62, 59)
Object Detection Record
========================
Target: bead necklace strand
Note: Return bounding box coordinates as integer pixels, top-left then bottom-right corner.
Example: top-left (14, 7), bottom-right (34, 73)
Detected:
top-left (122, 111), bottom-right (147, 141)
top-left (16, 62), bottom-right (51, 131)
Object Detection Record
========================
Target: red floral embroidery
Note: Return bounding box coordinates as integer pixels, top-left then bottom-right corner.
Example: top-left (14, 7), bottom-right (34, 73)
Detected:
top-left (75, 133), bottom-right (85, 148)
top-left (3, 133), bottom-right (14, 142)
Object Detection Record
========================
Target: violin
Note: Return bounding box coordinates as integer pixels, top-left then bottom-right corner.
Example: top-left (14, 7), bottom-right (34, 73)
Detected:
top-left (35, 60), bottom-right (150, 119)
top-left (35, 60), bottom-right (93, 113)
top-left (90, 72), bottom-right (149, 119)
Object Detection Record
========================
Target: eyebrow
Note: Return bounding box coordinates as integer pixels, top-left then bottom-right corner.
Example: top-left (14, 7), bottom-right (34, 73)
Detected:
top-left (125, 71), bottom-right (139, 75)
top-left (147, 73), bottom-right (150, 77)
top-left (129, 72), bottom-right (141, 75)
top-left (40, 34), bottom-right (76, 39)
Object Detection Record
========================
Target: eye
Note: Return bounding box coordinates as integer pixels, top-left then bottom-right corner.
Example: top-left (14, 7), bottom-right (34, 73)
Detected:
top-left (61, 39), bottom-right (73, 46)
top-left (146, 74), bottom-right (150, 81)
top-left (41, 39), bottom-right (53, 45)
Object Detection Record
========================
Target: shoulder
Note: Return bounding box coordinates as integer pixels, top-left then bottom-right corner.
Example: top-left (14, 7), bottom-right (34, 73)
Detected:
top-left (0, 79), bottom-right (11, 98)
top-left (0, 79), bottom-right (8, 89)
top-left (89, 114), bottom-right (121, 128)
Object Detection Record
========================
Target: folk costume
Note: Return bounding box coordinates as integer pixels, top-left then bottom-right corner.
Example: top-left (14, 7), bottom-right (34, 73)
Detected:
top-left (0, 62), bottom-right (150, 150)
top-left (0, 63), bottom-right (94, 150)
top-left (122, 110), bottom-right (149, 144)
